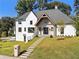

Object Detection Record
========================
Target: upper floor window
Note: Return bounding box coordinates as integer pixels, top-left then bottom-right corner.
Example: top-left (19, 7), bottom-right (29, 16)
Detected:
top-left (18, 27), bottom-right (22, 32)
top-left (18, 21), bottom-right (21, 24)
top-left (30, 21), bottom-right (33, 25)
top-left (43, 14), bottom-right (46, 16)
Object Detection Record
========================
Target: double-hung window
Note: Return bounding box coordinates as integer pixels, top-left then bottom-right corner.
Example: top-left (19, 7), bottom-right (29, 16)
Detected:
top-left (18, 27), bottom-right (22, 32)
top-left (28, 27), bottom-right (35, 33)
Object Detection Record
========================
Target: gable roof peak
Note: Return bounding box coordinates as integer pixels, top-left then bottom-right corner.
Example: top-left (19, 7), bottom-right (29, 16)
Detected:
top-left (35, 9), bottom-right (73, 24)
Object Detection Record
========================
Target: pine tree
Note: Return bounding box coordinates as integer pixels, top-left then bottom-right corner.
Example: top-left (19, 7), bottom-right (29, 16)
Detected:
top-left (74, 0), bottom-right (79, 15)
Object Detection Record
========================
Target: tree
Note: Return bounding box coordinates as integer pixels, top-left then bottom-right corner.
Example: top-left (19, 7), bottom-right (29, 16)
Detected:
top-left (73, 16), bottom-right (79, 36)
top-left (46, 1), bottom-right (71, 15)
top-left (34, 1), bottom-right (71, 15)
top-left (74, 0), bottom-right (79, 15)
top-left (0, 17), bottom-right (15, 37)
top-left (16, 0), bottom-right (48, 15)
top-left (38, 0), bottom-right (48, 10)
top-left (16, 0), bottom-right (71, 16)
top-left (16, 0), bottom-right (35, 16)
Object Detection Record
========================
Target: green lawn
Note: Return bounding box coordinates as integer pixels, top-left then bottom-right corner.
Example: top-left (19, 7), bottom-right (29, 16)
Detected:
top-left (0, 37), bottom-right (39, 56)
top-left (28, 37), bottom-right (79, 59)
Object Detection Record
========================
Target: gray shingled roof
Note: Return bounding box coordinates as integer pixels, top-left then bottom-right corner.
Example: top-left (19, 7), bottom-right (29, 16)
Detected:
top-left (16, 12), bottom-right (30, 21)
top-left (16, 9), bottom-right (73, 24)
top-left (35, 9), bottom-right (73, 24)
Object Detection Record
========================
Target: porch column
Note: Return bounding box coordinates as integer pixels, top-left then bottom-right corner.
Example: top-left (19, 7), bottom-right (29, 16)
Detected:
top-left (37, 27), bottom-right (42, 36)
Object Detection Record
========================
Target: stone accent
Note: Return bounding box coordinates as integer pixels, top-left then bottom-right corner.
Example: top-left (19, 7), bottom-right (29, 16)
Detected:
top-left (14, 45), bottom-right (20, 57)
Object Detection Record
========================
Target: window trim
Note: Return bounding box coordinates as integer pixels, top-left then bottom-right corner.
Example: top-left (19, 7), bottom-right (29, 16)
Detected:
top-left (60, 27), bottom-right (64, 34)
top-left (18, 27), bottom-right (22, 32)
top-left (28, 27), bottom-right (35, 33)
top-left (30, 21), bottom-right (33, 25)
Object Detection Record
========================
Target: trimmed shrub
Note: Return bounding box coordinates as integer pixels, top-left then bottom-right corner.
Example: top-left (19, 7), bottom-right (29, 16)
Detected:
top-left (35, 35), bottom-right (39, 37)
top-left (50, 35), bottom-right (53, 38)
top-left (57, 37), bottom-right (64, 40)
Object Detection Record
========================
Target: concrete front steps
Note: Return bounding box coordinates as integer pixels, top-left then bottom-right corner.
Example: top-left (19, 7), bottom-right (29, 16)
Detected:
top-left (19, 37), bottom-right (45, 59)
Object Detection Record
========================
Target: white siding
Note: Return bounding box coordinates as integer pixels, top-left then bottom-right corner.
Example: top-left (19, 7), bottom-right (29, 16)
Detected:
top-left (64, 25), bottom-right (76, 36)
top-left (25, 12), bottom-right (37, 39)
top-left (57, 25), bottom-right (76, 36)
top-left (16, 11), bottom-right (76, 42)
top-left (16, 11), bottom-right (37, 42)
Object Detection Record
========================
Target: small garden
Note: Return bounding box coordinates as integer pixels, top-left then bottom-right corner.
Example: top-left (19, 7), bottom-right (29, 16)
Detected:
top-left (28, 36), bottom-right (79, 59)
top-left (0, 37), bottom-right (39, 56)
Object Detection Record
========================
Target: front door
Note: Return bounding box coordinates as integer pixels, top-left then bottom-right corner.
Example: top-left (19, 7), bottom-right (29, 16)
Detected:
top-left (43, 27), bottom-right (48, 34)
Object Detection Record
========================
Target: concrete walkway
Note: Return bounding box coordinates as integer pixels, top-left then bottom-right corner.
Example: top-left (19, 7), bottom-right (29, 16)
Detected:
top-left (19, 36), bottom-right (45, 59)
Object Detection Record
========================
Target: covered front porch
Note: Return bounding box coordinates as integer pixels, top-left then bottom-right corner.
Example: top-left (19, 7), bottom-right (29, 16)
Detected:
top-left (37, 27), bottom-right (53, 36)
top-left (36, 16), bottom-right (57, 36)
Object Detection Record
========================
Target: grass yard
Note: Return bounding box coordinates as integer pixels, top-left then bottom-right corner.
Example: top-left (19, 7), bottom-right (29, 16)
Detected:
top-left (0, 37), bottom-right (39, 56)
top-left (28, 37), bottom-right (79, 59)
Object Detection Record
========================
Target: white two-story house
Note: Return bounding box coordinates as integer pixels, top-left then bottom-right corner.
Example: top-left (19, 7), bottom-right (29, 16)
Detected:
top-left (16, 7), bottom-right (76, 42)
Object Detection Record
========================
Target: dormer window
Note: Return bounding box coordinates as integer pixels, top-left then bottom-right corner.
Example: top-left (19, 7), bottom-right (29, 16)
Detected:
top-left (30, 21), bottom-right (33, 25)
top-left (18, 21), bottom-right (21, 24)
top-left (43, 14), bottom-right (46, 16)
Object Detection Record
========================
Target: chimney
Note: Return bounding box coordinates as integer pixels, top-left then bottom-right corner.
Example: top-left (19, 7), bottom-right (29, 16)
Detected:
top-left (55, 5), bottom-right (58, 9)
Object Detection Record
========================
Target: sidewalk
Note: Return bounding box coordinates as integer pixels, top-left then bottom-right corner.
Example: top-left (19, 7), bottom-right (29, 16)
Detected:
top-left (0, 55), bottom-right (19, 59)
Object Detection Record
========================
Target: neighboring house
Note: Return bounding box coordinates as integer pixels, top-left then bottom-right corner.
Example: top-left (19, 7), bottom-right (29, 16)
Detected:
top-left (16, 6), bottom-right (76, 42)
